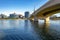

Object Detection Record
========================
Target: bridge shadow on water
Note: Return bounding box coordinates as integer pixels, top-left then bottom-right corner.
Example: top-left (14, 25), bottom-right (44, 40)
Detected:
top-left (30, 20), bottom-right (60, 40)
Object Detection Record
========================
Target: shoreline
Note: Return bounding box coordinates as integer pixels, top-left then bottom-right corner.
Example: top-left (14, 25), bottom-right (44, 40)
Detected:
top-left (0, 18), bottom-right (24, 20)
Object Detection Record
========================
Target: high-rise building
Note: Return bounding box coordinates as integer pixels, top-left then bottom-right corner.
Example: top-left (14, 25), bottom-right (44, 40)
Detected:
top-left (25, 11), bottom-right (29, 18)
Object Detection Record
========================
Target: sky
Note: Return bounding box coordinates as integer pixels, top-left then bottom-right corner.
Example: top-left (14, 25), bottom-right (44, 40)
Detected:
top-left (0, 0), bottom-right (48, 16)
top-left (0, 0), bottom-right (60, 16)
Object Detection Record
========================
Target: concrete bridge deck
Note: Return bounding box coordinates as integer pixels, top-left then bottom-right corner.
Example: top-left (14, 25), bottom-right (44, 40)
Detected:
top-left (30, 0), bottom-right (60, 23)
top-left (30, 0), bottom-right (60, 18)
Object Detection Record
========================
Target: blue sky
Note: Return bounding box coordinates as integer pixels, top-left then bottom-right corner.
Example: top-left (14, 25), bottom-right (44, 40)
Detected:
top-left (0, 0), bottom-right (60, 16)
top-left (0, 0), bottom-right (48, 16)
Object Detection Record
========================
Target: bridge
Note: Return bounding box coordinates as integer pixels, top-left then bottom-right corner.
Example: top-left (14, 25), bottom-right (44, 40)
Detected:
top-left (30, 0), bottom-right (60, 23)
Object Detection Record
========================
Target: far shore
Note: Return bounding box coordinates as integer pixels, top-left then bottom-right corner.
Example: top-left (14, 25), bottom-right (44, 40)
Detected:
top-left (50, 18), bottom-right (60, 20)
top-left (0, 18), bottom-right (24, 20)
top-left (0, 18), bottom-right (60, 20)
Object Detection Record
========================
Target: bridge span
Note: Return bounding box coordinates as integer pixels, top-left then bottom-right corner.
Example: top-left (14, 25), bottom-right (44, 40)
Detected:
top-left (30, 0), bottom-right (60, 23)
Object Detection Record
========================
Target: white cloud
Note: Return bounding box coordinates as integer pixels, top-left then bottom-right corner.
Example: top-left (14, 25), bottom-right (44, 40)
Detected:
top-left (0, 10), bottom-right (24, 16)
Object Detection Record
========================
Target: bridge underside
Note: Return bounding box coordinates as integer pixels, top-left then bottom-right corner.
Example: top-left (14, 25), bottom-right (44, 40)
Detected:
top-left (30, 4), bottom-right (60, 19)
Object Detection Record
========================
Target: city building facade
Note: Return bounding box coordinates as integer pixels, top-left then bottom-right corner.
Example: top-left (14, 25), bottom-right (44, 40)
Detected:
top-left (0, 14), bottom-right (7, 18)
top-left (9, 12), bottom-right (19, 18)
top-left (25, 11), bottom-right (29, 18)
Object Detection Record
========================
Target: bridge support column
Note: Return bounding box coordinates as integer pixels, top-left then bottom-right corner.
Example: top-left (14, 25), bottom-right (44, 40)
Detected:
top-left (34, 17), bottom-right (38, 22)
top-left (44, 17), bottom-right (50, 23)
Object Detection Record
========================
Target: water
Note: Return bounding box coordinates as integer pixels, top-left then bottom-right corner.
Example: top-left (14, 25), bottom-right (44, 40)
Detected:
top-left (0, 19), bottom-right (60, 40)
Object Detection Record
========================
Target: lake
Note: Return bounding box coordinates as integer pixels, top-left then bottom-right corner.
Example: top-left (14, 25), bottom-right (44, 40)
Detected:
top-left (0, 19), bottom-right (60, 40)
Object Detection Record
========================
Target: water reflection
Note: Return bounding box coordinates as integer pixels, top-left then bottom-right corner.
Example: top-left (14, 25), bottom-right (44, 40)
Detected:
top-left (24, 20), bottom-right (29, 32)
top-left (40, 23), bottom-right (55, 40)
top-left (9, 20), bottom-right (19, 27)
top-left (42, 23), bottom-right (50, 33)
top-left (24, 20), bottom-right (29, 26)
top-left (30, 21), bottom-right (58, 40)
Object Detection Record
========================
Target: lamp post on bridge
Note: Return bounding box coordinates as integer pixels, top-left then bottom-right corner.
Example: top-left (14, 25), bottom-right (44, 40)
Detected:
top-left (33, 0), bottom-right (43, 22)
top-left (33, 3), bottom-right (38, 22)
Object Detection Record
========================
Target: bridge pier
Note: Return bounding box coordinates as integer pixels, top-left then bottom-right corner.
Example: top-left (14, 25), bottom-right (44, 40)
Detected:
top-left (34, 17), bottom-right (38, 22)
top-left (44, 17), bottom-right (50, 23)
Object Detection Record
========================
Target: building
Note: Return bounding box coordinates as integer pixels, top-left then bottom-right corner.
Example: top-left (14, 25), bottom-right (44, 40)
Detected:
top-left (50, 15), bottom-right (57, 19)
top-left (18, 14), bottom-right (23, 18)
top-left (0, 14), bottom-right (8, 18)
top-left (50, 15), bottom-right (60, 19)
top-left (25, 11), bottom-right (29, 18)
top-left (9, 12), bottom-right (19, 18)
